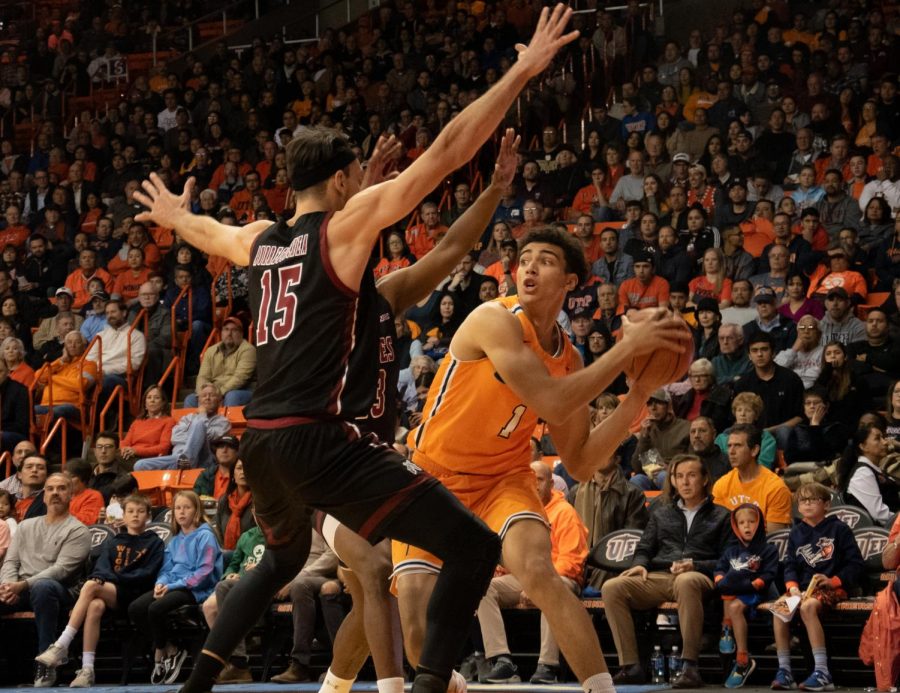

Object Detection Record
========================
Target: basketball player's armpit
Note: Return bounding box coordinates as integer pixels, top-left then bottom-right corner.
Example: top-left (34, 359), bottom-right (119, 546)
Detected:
top-left (171, 213), bottom-right (268, 267)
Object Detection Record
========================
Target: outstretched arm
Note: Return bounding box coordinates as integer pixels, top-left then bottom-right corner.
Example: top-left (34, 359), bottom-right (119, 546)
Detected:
top-left (132, 175), bottom-right (272, 266)
top-left (328, 5), bottom-right (578, 284)
top-left (377, 129), bottom-right (520, 314)
top-left (452, 304), bottom-right (691, 428)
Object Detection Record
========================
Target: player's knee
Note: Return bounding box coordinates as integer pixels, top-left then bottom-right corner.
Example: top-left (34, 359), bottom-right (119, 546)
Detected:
top-left (354, 551), bottom-right (393, 590)
top-left (517, 558), bottom-right (560, 595)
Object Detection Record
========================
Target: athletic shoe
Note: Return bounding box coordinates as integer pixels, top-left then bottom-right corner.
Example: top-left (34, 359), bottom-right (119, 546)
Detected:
top-left (459, 653), bottom-right (484, 683)
top-left (799, 670), bottom-right (834, 691)
top-left (151, 661), bottom-right (166, 685)
top-left (36, 643), bottom-right (69, 668)
top-left (34, 664), bottom-right (57, 688)
top-left (70, 667), bottom-right (95, 688)
top-left (216, 664), bottom-right (253, 684)
top-left (270, 661), bottom-right (311, 683)
top-left (482, 656), bottom-right (521, 684)
top-left (529, 664), bottom-right (559, 685)
top-left (447, 669), bottom-right (467, 693)
top-left (771, 668), bottom-right (797, 690)
top-left (725, 659), bottom-right (756, 689)
top-left (719, 626), bottom-right (736, 654)
top-left (162, 649), bottom-right (188, 685)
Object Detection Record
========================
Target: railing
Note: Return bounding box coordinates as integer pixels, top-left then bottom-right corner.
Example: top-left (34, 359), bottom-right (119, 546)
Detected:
top-left (126, 309), bottom-right (149, 416)
top-left (159, 355), bottom-right (182, 410)
top-left (1, 451), bottom-right (11, 479)
top-left (41, 417), bottom-right (68, 460)
top-left (152, 0), bottom-right (260, 61)
top-left (99, 384), bottom-right (125, 442)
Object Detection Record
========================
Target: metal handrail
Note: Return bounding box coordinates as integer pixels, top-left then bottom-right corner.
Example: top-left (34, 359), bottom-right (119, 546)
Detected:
top-left (127, 308), bottom-right (149, 415)
top-left (99, 384), bottom-right (125, 442)
top-left (41, 417), bottom-right (67, 460)
top-left (1, 451), bottom-right (11, 479)
top-left (159, 355), bottom-right (182, 409)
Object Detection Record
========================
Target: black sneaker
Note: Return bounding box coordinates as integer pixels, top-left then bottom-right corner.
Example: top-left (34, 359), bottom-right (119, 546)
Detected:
top-left (151, 661), bottom-right (166, 685)
top-left (482, 656), bottom-right (521, 684)
top-left (530, 664), bottom-right (559, 684)
top-left (162, 649), bottom-right (188, 685)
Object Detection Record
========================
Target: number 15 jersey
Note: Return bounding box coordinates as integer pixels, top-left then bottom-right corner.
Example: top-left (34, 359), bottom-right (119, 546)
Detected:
top-left (410, 296), bottom-right (579, 476)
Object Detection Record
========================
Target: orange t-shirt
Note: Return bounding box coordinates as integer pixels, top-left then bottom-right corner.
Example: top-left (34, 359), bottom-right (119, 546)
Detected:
top-left (214, 470), bottom-right (230, 500)
top-left (739, 218), bottom-right (776, 257)
top-left (689, 276), bottom-right (733, 304)
top-left (70, 487), bottom-right (104, 525)
top-left (807, 268), bottom-right (869, 301)
top-left (15, 495), bottom-right (35, 521)
top-left (113, 267), bottom-right (154, 302)
top-left (712, 466), bottom-right (792, 526)
top-left (618, 276), bottom-right (671, 311)
top-left (0, 225), bottom-right (29, 249)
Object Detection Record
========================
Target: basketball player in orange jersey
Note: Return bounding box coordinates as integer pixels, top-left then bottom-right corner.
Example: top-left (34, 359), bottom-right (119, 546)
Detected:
top-left (394, 227), bottom-right (692, 693)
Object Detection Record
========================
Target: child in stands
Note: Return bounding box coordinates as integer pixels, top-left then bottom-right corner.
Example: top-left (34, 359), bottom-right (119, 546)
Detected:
top-left (770, 482), bottom-right (864, 692)
top-left (35, 494), bottom-right (165, 687)
top-left (127, 490), bottom-right (222, 685)
top-left (715, 503), bottom-right (779, 688)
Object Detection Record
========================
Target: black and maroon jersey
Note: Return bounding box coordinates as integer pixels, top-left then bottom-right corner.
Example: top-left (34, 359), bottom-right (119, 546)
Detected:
top-left (352, 292), bottom-right (399, 443)
top-left (245, 212), bottom-right (379, 421)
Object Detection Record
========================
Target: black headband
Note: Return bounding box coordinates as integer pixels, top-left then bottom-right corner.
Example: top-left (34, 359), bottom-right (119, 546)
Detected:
top-left (291, 149), bottom-right (358, 191)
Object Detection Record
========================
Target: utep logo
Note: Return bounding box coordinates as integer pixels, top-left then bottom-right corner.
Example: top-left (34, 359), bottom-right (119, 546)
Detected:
top-left (605, 533), bottom-right (641, 563)
top-left (90, 531), bottom-right (108, 548)
top-left (797, 537), bottom-right (835, 567)
top-left (403, 460), bottom-right (422, 476)
top-left (828, 508), bottom-right (863, 528)
top-left (729, 554), bottom-right (762, 572)
top-left (768, 534), bottom-right (789, 561)
top-left (855, 530), bottom-right (888, 560)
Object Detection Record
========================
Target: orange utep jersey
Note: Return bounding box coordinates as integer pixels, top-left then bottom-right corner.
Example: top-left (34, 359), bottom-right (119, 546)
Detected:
top-left (409, 296), bottom-right (579, 476)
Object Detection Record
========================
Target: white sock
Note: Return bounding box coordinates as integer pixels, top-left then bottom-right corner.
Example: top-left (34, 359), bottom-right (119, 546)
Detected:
top-left (82, 652), bottom-right (95, 669)
top-left (319, 668), bottom-right (356, 693)
top-left (582, 672), bottom-right (615, 693)
top-left (56, 626), bottom-right (77, 650)
top-left (376, 676), bottom-right (405, 693)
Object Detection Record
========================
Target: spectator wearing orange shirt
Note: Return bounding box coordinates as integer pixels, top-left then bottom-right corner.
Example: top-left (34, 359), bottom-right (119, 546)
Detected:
top-left (35, 330), bottom-right (98, 420)
top-left (64, 249), bottom-right (113, 310)
top-left (618, 251), bottom-right (670, 311)
top-left (119, 385), bottom-right (176, 468)
top-left (208, 148), bottom-right (253, 191)
top-left (66, 458), bottom-right (104, 526)
top-left (106, 223), bottom-right (161, 276)
top-left (484, 240), bottom-right (519, 297)
top-left (3, 337), bottom-right (34, 389)
top-left (572, 214), bottom-right (604, 264)
top-left (228, 170), bottom-right (261, 222)
top-left (113, 247), bottom-right (153, 305)
top-left (406, 201), bottom-right (448, 260)
top-left (570, 166), bottom-right (612, 221)
top-left (0, 204), bottom-right (30, 250)
top-left (807, 246), bottom-right (869, 303)
top-left (263, 169), bottom-right (291, 215)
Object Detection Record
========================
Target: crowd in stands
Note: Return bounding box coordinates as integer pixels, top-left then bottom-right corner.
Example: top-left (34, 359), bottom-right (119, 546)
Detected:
top-left (1, 0), bottom-right (900, 688)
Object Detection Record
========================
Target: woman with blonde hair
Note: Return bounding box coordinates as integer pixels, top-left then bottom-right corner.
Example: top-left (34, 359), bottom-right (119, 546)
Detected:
top-left (689, 247), bottom-right (733, 307)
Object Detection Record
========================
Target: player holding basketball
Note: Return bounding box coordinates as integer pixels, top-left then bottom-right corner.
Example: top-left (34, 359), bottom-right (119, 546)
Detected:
top-left (393, 226), bottom-right (692, 693)
top-left (315, 130), bottom-right (523, 693)
top-left (134, 8), bottom-right (585, 693)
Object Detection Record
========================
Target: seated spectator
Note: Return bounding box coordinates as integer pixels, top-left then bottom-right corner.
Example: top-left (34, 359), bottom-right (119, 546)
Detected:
top-left (769, 482), bottom-right (864, 692)
top-left (784, 387), bottom-right (847, 464)
top-left (0, 488), bottom-right (12, 561)
top-left (215, 460), bottom-right (253, 551)
top-left (120, 385), bottom-right (176, 466)
top-left (130, 281), bottom-right (172, 387)
top-left (672, 358), bottom-right (731, 427)
top-left (0, 357), bottom-right (29, 452)
top-left (715, 503), bottom-right (779, 688)
top-left (720, 279), bottom-right (757, 326)
top-left (483, 240), bottom-right (518, 297)
top-left (164, 263), bottom-right (212, 375)
top-left (778, 272), bottom-right (825, 323)
top-left (267, 530), bottom-right (340, 684)
top-left (815, 341), bottom-right (869, 427)
top-left (66, 458), bottom-right (104, 526)
top-left (35, 329), bottom-right (98, 423)
top-left (0, 472), bottom-right (91, 686)
top-left (838, 422), bottom-right (898, 527)
top-left (689, 248), bottom-right (733, 307)
top-left (85, 298), bottom-right (146, 408)
top-left (64, 248), bottom-right (113, 310)
top-left (749, 245), bottom-right (790, 301)
top-left (689, 417), bottom-right (730, 483)
top-left (712, 424), bottom-right (792, 530)
top-left (630, 388), bottom-right (691, 490)
top-left (30, 313), bottom-right (76, 370)
top-left (692, 298), bottom-right (721, 360)
top-left (79, 290), bottom-right (109, 343)
top-left (807, 245), bottom-right (868, 304)
top-left (819, 287), bottom-right (866, 345)
top-left (715, 392), bottom-right (777, 468)
top-left (200, 522), bottom-right (266, 684)
top-left (35, 493), bottom-right (164, 688)
top-left (712, 323), bottom-right (753, 384)
top-left (886, 380), bottom-right (900, 445)
top-left (127, 491), bottom-right (222, 685)
top-left (374, 231), bottom-right (414, 280)
top-left (193, 435), bottom-right (239, 500)
top-left (601, 455), bottom-right (730, 687)
top-left (742, 286), bottom-right (797, 353)
top-left (15, 455), bottom-right (49, 521)
top-left (0, 440), bottom-right (38, 495)
top-left (112, 246), bottom-right (153, 305)
top-left (734, 332), bottom-right (805, 448)
top-left (89, 432), bottom-right (132, 502)
top-left (134, 384), bottom-right (230, 470)
top-left (476, 462), bottom-right (588, 685)
top-left (618, 251), bottom-right (670, 311)
top-left (1, 333), bottom-right (32, 386)
top-left (32, 288), bottom-right (84, 352)
top-left (184, 316), bottom-right (255, 408)
top-left (406, 201), bottom-right (447, 260)
top-left (775, 315), bottom-right (824, 388)
top-left (419, 293), bottom-right (463, 362)
top-left (850, 307), bottom-right (900, 400)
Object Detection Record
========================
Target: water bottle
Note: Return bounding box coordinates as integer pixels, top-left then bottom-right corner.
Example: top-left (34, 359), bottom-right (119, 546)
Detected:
top-left (650, 645), bottom-right (666, 684)
top-left (668, 645), bottom-right (682, 682)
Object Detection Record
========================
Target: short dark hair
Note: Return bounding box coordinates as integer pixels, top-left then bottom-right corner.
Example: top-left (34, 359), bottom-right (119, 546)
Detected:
top-left (747, 331), bottom-right (775, 350)
top-left (66, 458), bottom-right (93, 484)
top-left (95, 431), bottom-right (119, 448)
top-left (286, 126), bottom-right (354, 193)
top-left (518, 227), bottom-right (589, 284)
top-left (729, 423), bottom-right (761, 450)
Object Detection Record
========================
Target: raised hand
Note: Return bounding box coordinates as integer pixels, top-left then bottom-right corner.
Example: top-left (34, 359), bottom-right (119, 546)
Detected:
top-left (362, 134), bottom-right (403, 189)
top-left (492, 128), bottom-right (521, 189)
top-left (514, 4), bottom-right (579, 79)
top-left (133, 173), bottom-right (195, 229)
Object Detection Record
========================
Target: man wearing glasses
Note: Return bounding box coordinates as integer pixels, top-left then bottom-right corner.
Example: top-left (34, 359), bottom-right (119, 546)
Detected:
top-left (89, 432), bottom-right (132, 503)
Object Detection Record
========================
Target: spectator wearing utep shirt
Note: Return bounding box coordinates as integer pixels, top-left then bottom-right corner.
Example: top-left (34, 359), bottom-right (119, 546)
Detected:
top-left (0, 471), bottom-right (91, 687)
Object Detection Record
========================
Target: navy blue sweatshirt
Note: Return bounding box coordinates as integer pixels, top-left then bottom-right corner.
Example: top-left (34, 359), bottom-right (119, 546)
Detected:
top-left (714, 503), bottom-right (779, 595)
top-left (90, 529), bottom-right (165, 590)
top-left (784, 514), bottom-right (864, 591)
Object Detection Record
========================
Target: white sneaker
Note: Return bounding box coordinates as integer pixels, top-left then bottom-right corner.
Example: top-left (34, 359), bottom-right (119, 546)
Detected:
top-left (36, 643), bottom-right (69, 668)
top-left (448, 670), bottom-right (467, 693)
top-left (70, 668), bottom-right (95, 688)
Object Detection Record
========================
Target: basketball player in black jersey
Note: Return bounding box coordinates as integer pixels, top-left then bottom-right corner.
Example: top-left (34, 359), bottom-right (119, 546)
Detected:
top-left (310, 131), bottom-right (520, 693)
top-left (133, 8), bottom-right (579, 693)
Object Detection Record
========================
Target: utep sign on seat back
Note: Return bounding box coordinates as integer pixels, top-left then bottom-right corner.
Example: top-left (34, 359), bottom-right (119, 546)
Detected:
top-left (588, 529), bottom-right (644, 572)
top-left (827, 505), bottom-right (874, 529)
